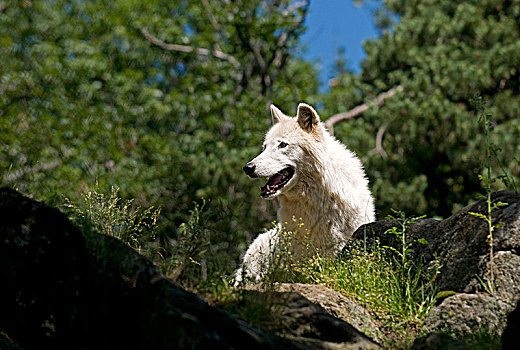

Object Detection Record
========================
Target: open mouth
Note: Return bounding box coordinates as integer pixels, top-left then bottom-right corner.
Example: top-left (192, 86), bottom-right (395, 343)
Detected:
top-left (260, 167), bottom-right (295, 198)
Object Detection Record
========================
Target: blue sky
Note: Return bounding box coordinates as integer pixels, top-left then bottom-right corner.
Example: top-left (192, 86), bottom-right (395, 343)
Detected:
top-left (300, 0), bottom-right (380, 87)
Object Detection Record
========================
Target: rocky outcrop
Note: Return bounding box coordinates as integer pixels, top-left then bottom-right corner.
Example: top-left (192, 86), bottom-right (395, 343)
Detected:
top-left (353, 190), bottom-right (520, 343)
top-left (271, 283), bottom-right (382, 343)
top-left (0, 187), bottom-right (284, 349)
top-left (4, 185), bottom-right (519, 348)
top-left (0, 187), bottom-right (381, 349)
top-left (244, 283), bottom-right (382, 348)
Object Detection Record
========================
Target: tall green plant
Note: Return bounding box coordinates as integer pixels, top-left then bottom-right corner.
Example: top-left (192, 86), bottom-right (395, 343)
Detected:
top-left (383, 210), bottom-right (427, 275)
top-left (382, 210), bottom-right (436, 323)
top-left (468, 96), bottom-right (510, 293)
top-left (167, 200), bottom-right (212, 282)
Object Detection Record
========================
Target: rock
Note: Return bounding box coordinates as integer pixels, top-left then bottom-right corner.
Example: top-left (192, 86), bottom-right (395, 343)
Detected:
top-left (502, 298), bottom-right (520, 350)
top-left (240, 284), bottom-right (382, 349)
top-left (411, 332), bottom-right (469, 350)
top-left (421, 293), bottom-right (509, 336)
top-left (352, 218), bottom-right (441, 264)
top-left (352, 190), bottom-right (520, 341)
top-left (0, 187), bottom-right (382, 350)
top-left (431, 191), bottom-right (520, 295)
top-left (0, 187), bottom-right (281, 349)
top-left (256, 283), bottom-right (382, 343)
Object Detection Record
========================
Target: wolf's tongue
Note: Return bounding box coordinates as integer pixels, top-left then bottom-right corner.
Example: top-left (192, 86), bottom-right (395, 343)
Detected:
top-left (268, 173), bottom-right (283, 186)
top-left (260, 173), bottom-right (283, 195)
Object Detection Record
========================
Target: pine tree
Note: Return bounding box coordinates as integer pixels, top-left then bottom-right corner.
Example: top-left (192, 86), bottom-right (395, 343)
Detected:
top-left (324, 0), bottom-right (520, 217)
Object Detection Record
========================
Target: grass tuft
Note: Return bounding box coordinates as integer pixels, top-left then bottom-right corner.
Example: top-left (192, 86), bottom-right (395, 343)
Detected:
top-left (63, 185), bottom-right (160, 254)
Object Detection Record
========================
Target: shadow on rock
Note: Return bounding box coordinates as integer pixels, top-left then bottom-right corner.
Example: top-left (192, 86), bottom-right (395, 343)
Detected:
top-left (0, 187), bottom-right (280, 349)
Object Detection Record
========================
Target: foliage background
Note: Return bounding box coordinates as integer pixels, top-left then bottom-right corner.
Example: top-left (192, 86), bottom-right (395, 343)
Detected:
top-left (1, 0), bottom-right (519, 284)
top-left (325, 0), bottom-right (520, 217)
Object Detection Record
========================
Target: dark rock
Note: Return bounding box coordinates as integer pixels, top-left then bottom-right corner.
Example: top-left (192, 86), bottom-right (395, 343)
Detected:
top-left (421, 293), bottom-right (509, 336)
top-left (240, 285), bottom-right (382, 349)
top-left (353, 191), bottom-right (520, 297)
top-left (411, 332), bottom-right (469, 350)
top-left (352, 190), bottom-right (520, 341)
top-left (502, 298), bottom-right (520, 350)
top-left (0, 187), bottom-right (281, 349)
top-left (430, 191), bottom-right (520, 295)
top-left (0, 187), bottom-right (383, 350)
top-left (352, 218), bottom-right (441, 262)
top-left (255, 283), bottom-right (382, 343)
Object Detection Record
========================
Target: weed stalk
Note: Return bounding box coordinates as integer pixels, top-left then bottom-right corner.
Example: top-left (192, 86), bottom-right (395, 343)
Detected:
top-left (469, 96), bottom-right (510, 293)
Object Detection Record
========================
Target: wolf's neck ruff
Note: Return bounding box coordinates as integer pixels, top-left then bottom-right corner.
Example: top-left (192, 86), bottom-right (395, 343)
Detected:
top-left (277, 138), bottom-right (371, 252)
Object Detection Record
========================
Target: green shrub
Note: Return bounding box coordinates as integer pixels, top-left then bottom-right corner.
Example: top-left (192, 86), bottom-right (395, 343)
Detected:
top-left (64, 188), bottom-right (236, 289)
top-left (64, 185), bottom-right (160, 254)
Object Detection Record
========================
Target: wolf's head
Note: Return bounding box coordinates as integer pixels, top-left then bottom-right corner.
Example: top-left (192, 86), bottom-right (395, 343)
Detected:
top-left (243, 103), bottom-right (326, 199)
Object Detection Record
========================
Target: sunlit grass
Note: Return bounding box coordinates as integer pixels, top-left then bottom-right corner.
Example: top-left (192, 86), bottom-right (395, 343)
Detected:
top-left (251, 213), bottom-right (440, 348)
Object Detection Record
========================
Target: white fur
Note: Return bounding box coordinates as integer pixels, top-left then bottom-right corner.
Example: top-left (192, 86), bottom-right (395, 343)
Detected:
top-left (235, 103), bottom-right (375, 283)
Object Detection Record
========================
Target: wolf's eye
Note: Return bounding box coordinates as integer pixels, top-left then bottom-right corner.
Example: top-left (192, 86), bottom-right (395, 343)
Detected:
top-left (278, 142), bottom-right (288, 149)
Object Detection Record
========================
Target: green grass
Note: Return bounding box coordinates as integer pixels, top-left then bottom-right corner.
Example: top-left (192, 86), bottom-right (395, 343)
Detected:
top-left (301, 247), bottom-right (437, 347)
top-left (243, 212), bottom-right (440, 348)
top-left (63, 185), bottom-right (160, 254)
top-left (58, 186), bottom-right (451, 348)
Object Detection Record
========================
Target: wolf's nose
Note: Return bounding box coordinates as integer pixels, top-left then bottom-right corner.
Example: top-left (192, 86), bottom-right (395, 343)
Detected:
top-left (243, 163), bottom-right (256, 176)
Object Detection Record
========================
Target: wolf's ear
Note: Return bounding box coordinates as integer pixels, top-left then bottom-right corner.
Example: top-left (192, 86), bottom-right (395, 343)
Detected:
top-left (270, 104), bottom-right (285, 124)
top-left (296, 103), bottom-right (320, 133)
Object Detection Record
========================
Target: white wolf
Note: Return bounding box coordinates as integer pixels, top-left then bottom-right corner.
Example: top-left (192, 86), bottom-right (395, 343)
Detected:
top-left (235, 103), bottom-right (375, 283)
